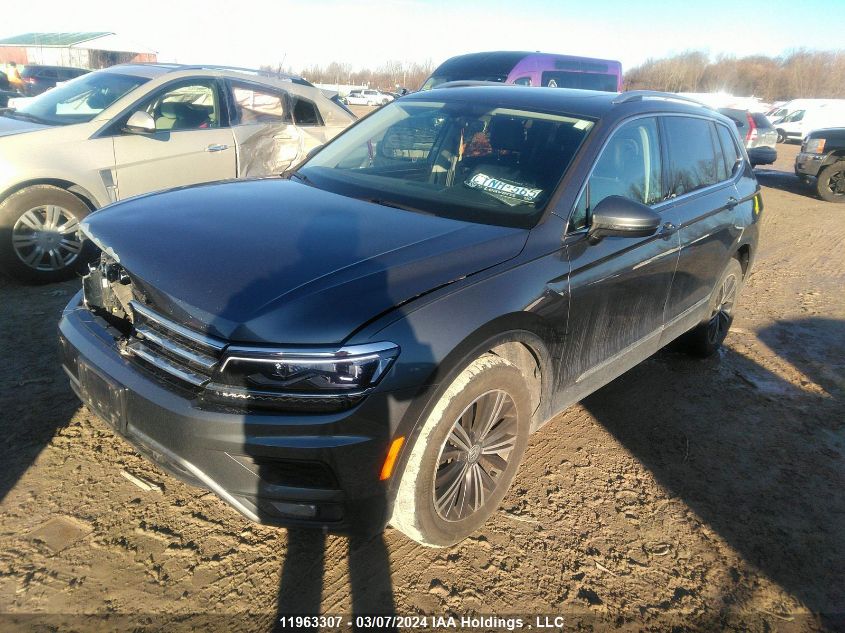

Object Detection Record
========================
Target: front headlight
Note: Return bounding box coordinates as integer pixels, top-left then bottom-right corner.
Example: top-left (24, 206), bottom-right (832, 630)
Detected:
top-left (804, 138), bottom-right (826, 154)
top-left (202, 342), bottom-right (399, 412)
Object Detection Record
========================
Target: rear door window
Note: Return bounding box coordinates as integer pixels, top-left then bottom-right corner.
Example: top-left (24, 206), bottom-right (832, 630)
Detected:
top-left (663, 116), bottom-right (722, 197)
top-left (229, 81), bottom-right (290, 125)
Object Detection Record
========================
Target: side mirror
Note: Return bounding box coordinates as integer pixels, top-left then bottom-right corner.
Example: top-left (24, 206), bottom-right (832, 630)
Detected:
top-left (124, 110), bottom-right (156, 134)
top-left (588, 196), bottom-right (661, 244)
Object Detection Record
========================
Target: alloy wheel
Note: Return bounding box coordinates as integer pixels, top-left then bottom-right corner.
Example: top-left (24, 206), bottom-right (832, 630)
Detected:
top-left (12, 205), bottom-right (83, 271)
top-left (434, 389), bottom-right (518, 521)
top-left (824, 168), bottom-right (845, 197)
top-left (707, 272), bottom-right (738, 345)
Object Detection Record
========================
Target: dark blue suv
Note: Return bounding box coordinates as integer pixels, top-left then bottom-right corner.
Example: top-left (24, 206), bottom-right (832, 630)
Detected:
top-left (59, 86), bottom-right (762, 546)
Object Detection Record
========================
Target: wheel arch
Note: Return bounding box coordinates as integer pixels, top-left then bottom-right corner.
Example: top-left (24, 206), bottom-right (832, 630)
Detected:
top-left (1, 179), bottom-right (102, 212)
top-left (736, 243), bottom-right (752, 277)
top-left (821, 151), bottom-right (845, 168)
top-left (385, 311), bottom-right (558, 498)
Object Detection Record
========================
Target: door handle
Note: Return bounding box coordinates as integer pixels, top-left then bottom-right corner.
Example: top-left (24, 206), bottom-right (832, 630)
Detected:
top-left (726, 196), bottom-right (739, 209)
top-left (659, 221), bottom-right (677, 238)
top-left (206, 144), bottom-right (229, 152)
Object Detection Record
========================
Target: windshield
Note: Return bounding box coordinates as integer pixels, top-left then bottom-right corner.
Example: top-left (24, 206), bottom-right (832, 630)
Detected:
top-left (13, 71), bottom-right (149, 125)
top-left (298, 100), bottom-right (594, 228)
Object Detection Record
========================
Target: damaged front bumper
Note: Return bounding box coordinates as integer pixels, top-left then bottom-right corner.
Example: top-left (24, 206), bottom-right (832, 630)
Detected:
top-left (58, 292), bottom-right (405, 533)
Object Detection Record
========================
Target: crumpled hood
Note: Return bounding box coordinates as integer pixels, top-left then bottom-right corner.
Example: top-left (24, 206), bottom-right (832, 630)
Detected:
top-left (0, 114), bottom-right (50, 137)
top-left (82, 179), bottom-right (528, 344)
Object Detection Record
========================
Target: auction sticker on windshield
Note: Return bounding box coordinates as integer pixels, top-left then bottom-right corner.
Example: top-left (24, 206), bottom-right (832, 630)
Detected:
top-left (465, 172), bottom-right (542, 205)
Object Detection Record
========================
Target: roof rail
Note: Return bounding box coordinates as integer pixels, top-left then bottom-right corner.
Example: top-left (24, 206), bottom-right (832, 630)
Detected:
top-left (612, 90), bottom-right (711, 108)
top-left (177, 64), bottom-right (313, 86)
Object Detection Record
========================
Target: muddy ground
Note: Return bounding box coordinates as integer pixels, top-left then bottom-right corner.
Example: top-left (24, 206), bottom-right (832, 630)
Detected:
top-left (0, 142), bottom-right (843, 633)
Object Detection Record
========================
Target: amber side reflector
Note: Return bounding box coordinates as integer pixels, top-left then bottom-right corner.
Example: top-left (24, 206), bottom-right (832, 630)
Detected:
top-left (379, 436), bottom-right (406, 481)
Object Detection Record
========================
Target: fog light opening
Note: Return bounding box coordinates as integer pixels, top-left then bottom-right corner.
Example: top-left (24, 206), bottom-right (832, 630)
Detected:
top-left (270, 501), bottom-right (319, 519)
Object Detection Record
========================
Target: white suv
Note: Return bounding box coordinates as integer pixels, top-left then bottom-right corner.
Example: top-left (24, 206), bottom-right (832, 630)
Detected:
top-left (345, 89), bottom-right (394, 106)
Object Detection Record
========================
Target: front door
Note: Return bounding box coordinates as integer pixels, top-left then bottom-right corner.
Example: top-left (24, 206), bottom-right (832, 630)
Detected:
top-left (558, 117), bottom-right (679, 401)
top-left (112, 79), bottom-right (235, 200)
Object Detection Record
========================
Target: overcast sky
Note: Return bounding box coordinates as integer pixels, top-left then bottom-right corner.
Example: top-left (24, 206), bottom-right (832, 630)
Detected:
top-left (2, 0), bottom-right (843, 72)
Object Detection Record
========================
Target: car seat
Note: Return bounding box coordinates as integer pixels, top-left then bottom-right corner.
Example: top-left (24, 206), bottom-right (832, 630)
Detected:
top-left (461, 117), bottom-right (529, 185)
top-left (156, 101), bottom-right (211, 131)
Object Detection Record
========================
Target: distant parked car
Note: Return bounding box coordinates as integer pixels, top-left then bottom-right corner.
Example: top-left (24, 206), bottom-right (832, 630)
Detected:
top-left (345, 89), bottom-right (394, 106)
top-left (765, 98), bottom-right (845, 127)
top-left (19, 64), bottom-right (89, 97)
top-left (0, 63), bottom-right (355, 283)
top-left (719, 108), bottom-right (777, 166)
top-left (795, 127), bottom-right (845, 202)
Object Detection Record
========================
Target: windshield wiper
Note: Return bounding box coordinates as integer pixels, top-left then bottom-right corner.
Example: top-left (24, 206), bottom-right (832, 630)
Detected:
top-left (289, 171), bottom-right (314, 186)
top-left (3, 110), bottom-right (49, 125)
top-left (361, 198), bottom-right (428, 214)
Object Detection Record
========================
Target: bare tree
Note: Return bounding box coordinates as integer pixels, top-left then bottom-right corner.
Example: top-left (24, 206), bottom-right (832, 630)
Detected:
top-left (625, 49), bottom-right (845, 101)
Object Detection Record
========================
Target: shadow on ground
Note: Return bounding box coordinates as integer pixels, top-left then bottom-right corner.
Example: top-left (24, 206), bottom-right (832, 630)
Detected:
top-left (0, 276), bottom-right (79, 504)
top-left (582, 317), bottom-right (845, 630)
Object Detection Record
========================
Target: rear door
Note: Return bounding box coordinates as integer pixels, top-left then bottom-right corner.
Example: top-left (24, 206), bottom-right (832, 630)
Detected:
top-left (658, 115), bottom-right (743, 339)
top-left (560, 116), bottom-right (679, 392)
top-left (112, 78), bottom-right (235, 199)
top-left (290, 93), bottom-right (330, 157)
top-left (227, 80), bottom-right (302, 177)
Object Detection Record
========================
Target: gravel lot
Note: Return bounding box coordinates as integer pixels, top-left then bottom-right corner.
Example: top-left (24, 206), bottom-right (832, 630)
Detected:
top-left (0, 141), bottom-right (843, 633)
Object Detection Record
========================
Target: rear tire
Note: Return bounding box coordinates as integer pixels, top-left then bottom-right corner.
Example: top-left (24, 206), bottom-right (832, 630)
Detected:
top-left (680, 258), bottom-right (743, 358)
top-left (815, 161), bottom-right (845, 203)
top-left (0, 185), bottom-right (96, 284)
top-left (390, 353), bottom-right (531, 547)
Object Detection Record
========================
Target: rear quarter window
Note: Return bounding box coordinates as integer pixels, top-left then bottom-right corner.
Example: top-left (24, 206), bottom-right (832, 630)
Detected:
top-left (292, 96), bottom-right (323, 126)
top-left (716, 123), bottom-right (741, 176)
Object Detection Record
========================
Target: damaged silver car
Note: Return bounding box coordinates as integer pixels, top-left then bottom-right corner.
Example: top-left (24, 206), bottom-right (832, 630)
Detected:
top-left (0, 63), bottom-right (355, 283)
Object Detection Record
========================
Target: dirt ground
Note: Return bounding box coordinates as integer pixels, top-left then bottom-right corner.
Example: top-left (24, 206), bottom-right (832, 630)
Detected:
top-left (0, 141), bottom-right (843, 633)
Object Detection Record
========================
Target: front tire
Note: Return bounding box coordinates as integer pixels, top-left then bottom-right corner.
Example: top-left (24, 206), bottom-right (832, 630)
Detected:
top-left (0, 185), bottom-right (95, 283)
top-left (815, 161), bottom-right (845, 203)
top-left (680, 258), bottom-right (743, 358)
top-left (390, 353), bottom-right (531, 547)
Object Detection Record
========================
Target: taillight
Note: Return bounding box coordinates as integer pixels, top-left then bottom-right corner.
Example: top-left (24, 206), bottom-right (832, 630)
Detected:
top-left (23, 77), bottom-right (36, 84)
top-left (745, 112), bottom-right (757, 143)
